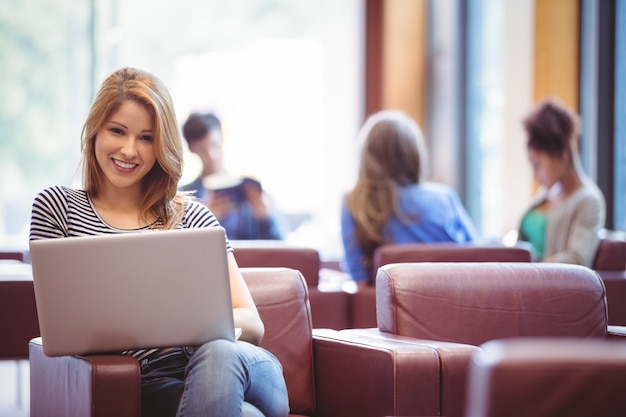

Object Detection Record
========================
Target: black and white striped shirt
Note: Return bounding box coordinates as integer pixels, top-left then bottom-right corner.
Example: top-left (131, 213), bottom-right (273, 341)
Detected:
top-left (29, 185), bottom-right (233, 361)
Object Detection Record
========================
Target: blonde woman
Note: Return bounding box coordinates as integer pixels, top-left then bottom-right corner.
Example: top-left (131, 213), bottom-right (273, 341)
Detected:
top-left (341, 110), bottom-right (478, 286)
top-left (30, 67), bottom-right (288, 417)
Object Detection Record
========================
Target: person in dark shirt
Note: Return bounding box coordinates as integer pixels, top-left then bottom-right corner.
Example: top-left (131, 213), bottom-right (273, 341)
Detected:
top-left (180, 112), bottom-right (283, 240)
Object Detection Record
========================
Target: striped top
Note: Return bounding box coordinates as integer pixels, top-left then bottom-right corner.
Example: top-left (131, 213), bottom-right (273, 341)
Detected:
top-left (29, 185), bottom-right (233, 361)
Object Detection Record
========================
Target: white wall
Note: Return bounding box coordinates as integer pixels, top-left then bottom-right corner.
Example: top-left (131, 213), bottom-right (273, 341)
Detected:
top-left (501, 0), bottom-right (535, 237)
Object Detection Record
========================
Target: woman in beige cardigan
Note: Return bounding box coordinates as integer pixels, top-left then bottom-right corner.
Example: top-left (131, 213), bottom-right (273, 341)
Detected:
top-left (517, 98), bottom-right (606, 267)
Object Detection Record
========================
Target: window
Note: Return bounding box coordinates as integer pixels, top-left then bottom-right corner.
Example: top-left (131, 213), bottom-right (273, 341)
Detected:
top-left (460, 0), bottom-right (534, 240)
top-left (580, 0), bottom-right (625, 230)
top-left (615, 0), bottom-right (626, 230)
top-left (0, 0), bottom-right (363, 259)
top-left (0, 0), bottom-right (91, 248)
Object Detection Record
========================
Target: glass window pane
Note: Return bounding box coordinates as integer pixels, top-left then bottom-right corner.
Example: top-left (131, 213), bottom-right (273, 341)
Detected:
top-left (615, 0), bottom-right (626, 230)
top-left (466, 0), bottom-right (506, 237)
top-left (1, 0), bottom-right (362, 261)
top-left (0, 0), bottom-right (91, 249)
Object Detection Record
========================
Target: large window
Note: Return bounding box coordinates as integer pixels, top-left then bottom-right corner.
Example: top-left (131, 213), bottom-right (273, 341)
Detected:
top-left (461, 0), bottom-right (534, 240)
top-left (465, 0), bottom-right (506, 237)
top-left (580, 0), bottom-right (626, 231)
top-left (0, 0), bottom-right (92, 248)
top-left (615, 0), bottom-right (626, 230)
top-left (0, 0), bottom-right (363, 259)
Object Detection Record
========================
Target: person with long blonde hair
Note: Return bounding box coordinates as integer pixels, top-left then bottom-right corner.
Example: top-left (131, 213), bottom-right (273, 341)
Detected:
top-left (30, 67), bottom-right (289, 417)
top-left (341, 110), bottom-right (478, 285)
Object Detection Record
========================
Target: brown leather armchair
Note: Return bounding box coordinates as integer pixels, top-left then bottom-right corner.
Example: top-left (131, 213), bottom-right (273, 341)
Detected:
top-left (29, 267), bottom-right (441, 417)
top-left (232, 241), bottom-right (350, 329)
top-left (350, 243), bottom-right (532, 328)
top-left (465, 338), bottom-right (626, 417)
top-left (338, 262), bottom-right (626, 417)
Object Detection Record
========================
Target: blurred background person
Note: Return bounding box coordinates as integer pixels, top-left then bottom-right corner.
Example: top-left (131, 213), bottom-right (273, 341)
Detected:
top-left (517, 97), bottom-right (605, 266)
top-left (341, 110), bottom-right (478, 286)
top-left (181, 112), bottom-right (283, 240)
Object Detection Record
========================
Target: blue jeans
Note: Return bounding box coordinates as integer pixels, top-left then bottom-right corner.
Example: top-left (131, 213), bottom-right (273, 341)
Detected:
top-left (140, 340), bottom-right (289, 417)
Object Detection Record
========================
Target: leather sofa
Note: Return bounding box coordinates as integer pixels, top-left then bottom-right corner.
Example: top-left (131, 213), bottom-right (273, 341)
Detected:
top-left (231, 240), bottom-right (350, 329)
top-left (465, 338), bottom-right (626, 417)
top-left (337, 262), bottom-right (626, 417)
top-left (29, 267), bottom-right (442, 417)
top-left (349, 243), bottom-right (532, 328)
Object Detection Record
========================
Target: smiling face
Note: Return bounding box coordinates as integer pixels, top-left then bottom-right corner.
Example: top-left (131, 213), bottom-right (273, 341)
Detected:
top-left (94, 100), bottom-right (157, 196)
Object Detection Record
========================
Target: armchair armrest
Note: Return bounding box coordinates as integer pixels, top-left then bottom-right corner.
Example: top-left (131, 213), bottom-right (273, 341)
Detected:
top-left (331, 328), bottom-right (481, 417)
top-left (312, 328), bottom-right (442, 417)
top-left (29, 337), bottom-right (141, 417)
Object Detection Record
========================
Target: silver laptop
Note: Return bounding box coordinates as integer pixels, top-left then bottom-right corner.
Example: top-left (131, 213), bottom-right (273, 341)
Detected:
top-left (29, 227), bottom-right (236, 357)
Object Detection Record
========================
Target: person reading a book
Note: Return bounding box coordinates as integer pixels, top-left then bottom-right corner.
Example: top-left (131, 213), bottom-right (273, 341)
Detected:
top-left (180, 112), bottom-right (283, 240)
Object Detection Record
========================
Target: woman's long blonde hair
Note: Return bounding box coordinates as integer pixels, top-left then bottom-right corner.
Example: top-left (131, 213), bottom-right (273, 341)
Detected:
top-left (346, 110), bottom-right (428, 271)
top-left (81, 67), bottom-right (187, 229)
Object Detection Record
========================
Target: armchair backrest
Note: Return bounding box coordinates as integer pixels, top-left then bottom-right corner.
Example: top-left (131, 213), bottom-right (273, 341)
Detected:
top-left (0, 262), bottom-right (39, 359)
top-left (234, 242), bottom-right (321, 286)
top-left (465, 338), bottom-right (626, 417)
top-left (234, 243), bottom-right (349, 330)
top-left (241, 267), bottom-right (315, 415)
top-left (371, 243), bottom-right (531, 284)
top-left (376, 262), bottom-right (608, 346)
top-left (592, 238), bottom-right (626, 271)
top-left (0, 250), bottom-right (29, 262)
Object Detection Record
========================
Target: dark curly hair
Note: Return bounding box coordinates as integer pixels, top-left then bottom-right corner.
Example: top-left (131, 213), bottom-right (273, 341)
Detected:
top-left (523, 97), bottom-right (580, 157)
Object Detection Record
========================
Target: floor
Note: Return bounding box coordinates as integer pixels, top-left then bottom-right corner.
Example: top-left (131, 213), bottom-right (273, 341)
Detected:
top-left (0, 361), bottom-right (29, 417)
